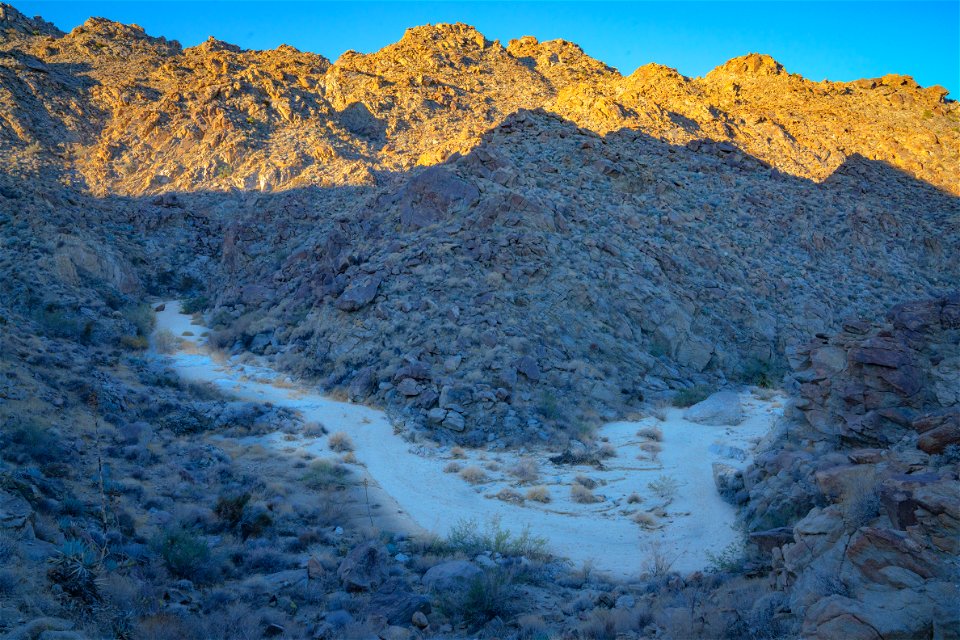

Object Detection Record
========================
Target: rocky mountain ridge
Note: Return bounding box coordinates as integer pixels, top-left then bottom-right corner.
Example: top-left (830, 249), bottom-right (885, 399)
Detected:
top-left (1, 3), bottom-right (957, 196)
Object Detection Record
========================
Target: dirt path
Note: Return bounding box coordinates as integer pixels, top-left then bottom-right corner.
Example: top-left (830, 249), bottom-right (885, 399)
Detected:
top-left (153, 301), bottom-right (783, 578)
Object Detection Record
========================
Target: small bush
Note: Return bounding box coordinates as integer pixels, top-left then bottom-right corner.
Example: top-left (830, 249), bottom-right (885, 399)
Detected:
top-left (598, 443), bottom-right (616, 458)
top-left (153, 328), bottom-right (179, 353)
top-left (571, 483), bottom-right (598, 504)
top-left (123, 303), bottom-right (155, 337)
top-left (120, 334), bottom-right (149, 350)
top-left (459, 466), bottom-right (488, 484)
top-left (509, 458), bottom-right (540, 484)
top-left (444, 517), bottom-right (547, 559)
top-left (181, 296), bottom-right (209, 314)
top-left (4, 420), bottom-right (61, 463)
top-left (450, 446), bottom-right (466, 459)
top-left (495, 488), bottom-right (524, 504)
top-left (525, 486), bottom-right (551, 503)
top-left (648, 474), bottom-right (679, 500)
top-left (328, 431), bottom-right (354, 453)
top-left (672, 385), bottom-right (712, 408)
top-left (443, 461), bottom-right (463, 473)
top-left (636, 426), bottom-right (663, 441)
top-left (640, 441), bottom-right (662, 456)
top-left (155, 528), bottom-right (215, 583)
top-left (627, 492), bottom-right (643, 504)
top-left (302, 459), bottom-right (349, 490)
top-left (633, 512), bottom-right (658, 529)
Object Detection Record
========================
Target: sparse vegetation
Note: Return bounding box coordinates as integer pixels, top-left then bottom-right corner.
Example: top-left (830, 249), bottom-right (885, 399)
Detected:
top-left (648, 474), bottom-right (680, 500)
top-left (672, 385), bottom-right (712, 408)
top-left (327, 431), bottom-right (354, 452)
top-left (459, 465), bottom-right (488, 484)
top-left (571, 483), bottom-right (598, 504)
top-left (509, 457), bottom-right (540, 484)
top-left (525, 486), bottom-right (551, 503)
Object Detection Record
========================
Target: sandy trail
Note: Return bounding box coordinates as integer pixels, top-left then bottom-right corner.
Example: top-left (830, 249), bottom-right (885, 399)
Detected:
top-left (153, 301), bottom-right (783, 578)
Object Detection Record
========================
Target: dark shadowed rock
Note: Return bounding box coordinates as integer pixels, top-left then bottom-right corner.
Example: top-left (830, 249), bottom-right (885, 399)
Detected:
top-left (337, 541), bottom-right (389, 591)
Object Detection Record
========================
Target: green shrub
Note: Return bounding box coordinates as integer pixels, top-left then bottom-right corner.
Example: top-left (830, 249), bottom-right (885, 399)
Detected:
top-left (181, 296), bottom-right (209, 314)
top-left (4, 420), bottom-right (61, 463)
top-left (671, 385), bottom-right (712, 408)
top-left (155, 528), bottom-right (215, 583)
top-left (438, 568), bottom-right (518, 628)
top-left (123, 303), bottom-right (155, 337)
top-left (302, 460), bottom-right (349, 490)
top-left (441, 517), bottom-right (547, 560)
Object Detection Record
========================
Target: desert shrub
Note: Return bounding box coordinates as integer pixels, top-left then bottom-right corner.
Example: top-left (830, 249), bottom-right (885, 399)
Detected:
top-left (47, 539), bottom-right (101, 603)
top-left (120, 334), bottom-right (149, 350)
top-left (598, 442), bottom-right (616, 458)
top-left (509, 458), bottom-right (540, 484)
top-left (459, 465), bottom-right (488, 484)
top-left (443, 461), bottom-right (462, 473)
top-left (648, 475), bottom-right (679, 500)
top-left (537, 391), bottom-right (561, 420)
top-left (153, 328), bottom-right (179, 353)
top-left (213, 493), bottom-right (272, 540)
top-left (633, 512), bottom-right (658, 529)
top-left (450, 446), bottom-right (466, 459)
top-left (580, 607), bottom-right (651, 640)
top-left (672, 385), bottom-right (712, 408)
top-left (627, 492), bottom-right (643, 504)
top-left (32, 305), bottom-right (93, 342)
top-left (154, 527), bottom-right (216, 583)
top-left (123, 303), bottom-right (155, 337)
top-left (328, 431), bottom-right (354, 452)
top-left (495, 488), bottom-right (524, 504)
top-left (439, 568), bottom-right (519, 628)
top-left (4, 419), bottom-right (62, 463)
top-left (636, 426), bottom-right (663, 441)
top-left (180, 296), bottom-right (209, 314)
top-left (571, 483), bottom-right (598, 504)
top-left (444, 517), bottom-right (547, 560)
top-left (641, 541), bottom-right (677, 577)
top-left (706, 539), bottom-right (747, 573)
top-left (525, 486), bottom-right (551, 503)
top-left (840, 470), bottom-right (881, 532)
top-left (302, 459), bottom-right (349, 490)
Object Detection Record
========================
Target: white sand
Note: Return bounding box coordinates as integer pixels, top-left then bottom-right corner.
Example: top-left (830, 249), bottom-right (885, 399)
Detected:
top-left (153, 301), bottom-right (783, 578)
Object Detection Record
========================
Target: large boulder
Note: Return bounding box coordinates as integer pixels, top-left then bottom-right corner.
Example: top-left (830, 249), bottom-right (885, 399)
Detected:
top-left (337, 541), bottom-right (389, 592)
top-left (683, 391), bottom-right (744, 426)
top-left (421, 560), bottom-right (482, 592)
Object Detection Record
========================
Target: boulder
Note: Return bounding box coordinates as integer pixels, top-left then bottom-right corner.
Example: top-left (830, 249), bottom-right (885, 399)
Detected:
top-left (336, 275), bottom-right (382, 312)
top-left (422, 560), bottom-right (481, 592)
top-left (337, 541), bottom-right (389, 592)
top-left (712, 463), bottom-right (745, 504)
top-left (683, 391), bottom-right (744, 426)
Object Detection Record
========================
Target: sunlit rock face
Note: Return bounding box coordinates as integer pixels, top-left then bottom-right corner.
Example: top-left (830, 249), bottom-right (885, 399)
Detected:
top-left (1, 6), bottom-right (956, 195)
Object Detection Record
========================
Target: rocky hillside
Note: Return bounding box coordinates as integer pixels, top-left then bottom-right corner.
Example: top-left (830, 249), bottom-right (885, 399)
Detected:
top-left (1, 2), bottom-right (958, 443)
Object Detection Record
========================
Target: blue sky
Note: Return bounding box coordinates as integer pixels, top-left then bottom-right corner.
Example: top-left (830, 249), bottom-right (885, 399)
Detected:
top-left (14, 2), bottom-right (959, 96)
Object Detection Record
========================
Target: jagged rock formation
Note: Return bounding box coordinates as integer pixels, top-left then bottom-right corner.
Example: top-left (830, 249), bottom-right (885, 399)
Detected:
top-left (741, 295), bottom-right (959, 639)
top-left (1, 3), bottom-right (957, 195)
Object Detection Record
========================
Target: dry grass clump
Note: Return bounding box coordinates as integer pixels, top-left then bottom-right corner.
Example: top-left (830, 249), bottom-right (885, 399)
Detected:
top-left (328, 431), bottom-right (354, 453)
top-left (627, 492), bottom-right (643, 504)
top-left (632, 512), bottom-right (658, 529)
top-left (640, 442), bottom-right (662, 455)
top-left (525, 486), bottom-right (551, 503)
top-left (444, 462), bottom-right (463, 474)
top-left (508, 458), bottom-right (540, 484)
top-left (636, 426), bottom-right (663, 441)
top-left (459, 466), bottom-right (488, 485)
top-left (648, 475), bottom-right (679, 500)
top-left (340, 452), bottom-right (358, 464)
top-left (571, 483), bottom-right (598, 504)
top-left (495, 488), bottom-right (524, 504)
top-left (450, 446), bottom-right (466, 459)
top-left (598, 443), bottom-right (616, 458)
top-left (153, 328), bottom-right (180, 353)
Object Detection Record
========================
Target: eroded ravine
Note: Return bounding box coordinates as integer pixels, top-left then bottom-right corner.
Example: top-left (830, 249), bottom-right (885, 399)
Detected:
top-left (153, 300), bottom-right (784, 577)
